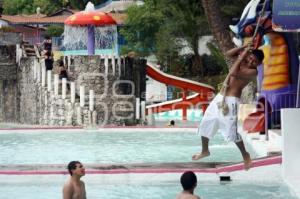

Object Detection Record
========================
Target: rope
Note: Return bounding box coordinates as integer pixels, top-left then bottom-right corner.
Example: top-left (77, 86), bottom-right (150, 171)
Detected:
top-left (219, 0), bottom-right (268, 115)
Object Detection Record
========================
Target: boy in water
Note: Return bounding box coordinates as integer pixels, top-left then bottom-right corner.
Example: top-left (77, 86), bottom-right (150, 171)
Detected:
top-left (63, 161), bottom-right (86, 199)
top-left (176, 171), bottom-right (201, 199)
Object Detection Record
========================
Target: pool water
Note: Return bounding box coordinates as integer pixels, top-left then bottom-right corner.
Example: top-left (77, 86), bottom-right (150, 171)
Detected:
top-left (154, 110), bottom-right (203, 121)
top-left (0, 180), bottom-right (297, 199)
top-left (0, 130), bottom-right (255, 164)
top-left (0, 129), bottom-right (296, 199)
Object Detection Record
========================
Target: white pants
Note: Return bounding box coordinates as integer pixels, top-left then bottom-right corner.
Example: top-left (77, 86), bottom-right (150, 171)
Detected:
top-left (197, 93), bottom-right (242, 142)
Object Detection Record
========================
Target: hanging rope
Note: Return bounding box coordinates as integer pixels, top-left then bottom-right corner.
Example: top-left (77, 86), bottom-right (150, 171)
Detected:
top-left (218, 0), bottom-right (268, 115)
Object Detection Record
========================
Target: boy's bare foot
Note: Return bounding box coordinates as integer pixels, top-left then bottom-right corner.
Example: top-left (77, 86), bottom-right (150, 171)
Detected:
top-left (192, 151), bottom-right (210, 161)
top-left (243, 152), bottom-right (252, 170)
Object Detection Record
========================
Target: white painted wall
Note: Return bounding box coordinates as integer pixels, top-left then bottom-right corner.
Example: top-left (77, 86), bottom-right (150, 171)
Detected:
top-left (146, 76), bottom-right (167, 103)
top-left (281, 108), bottom-right (300, 197)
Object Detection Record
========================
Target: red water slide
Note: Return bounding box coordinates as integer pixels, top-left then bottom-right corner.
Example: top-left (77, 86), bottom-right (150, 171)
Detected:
top-left (146, 63), bottom-right (215, 119)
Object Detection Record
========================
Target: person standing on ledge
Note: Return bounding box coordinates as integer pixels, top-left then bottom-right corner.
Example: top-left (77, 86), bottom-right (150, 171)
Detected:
top-left (176, 171), bottom-right (201, 199)
top-left (63, 161), bottom-right (86, 199)
top-left (192, 43), bottom-right (264, 170)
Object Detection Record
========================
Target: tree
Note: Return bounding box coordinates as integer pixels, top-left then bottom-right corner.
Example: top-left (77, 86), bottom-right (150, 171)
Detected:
top-left (201, 0), bottom-right (249, 61)
top-left (120, 0), bottom-right (164, 56)
top-left (46, 25), bottom-right (64, 37)
top-left (3, 0), bottom-right (64, 15)
top-left (3, 0), bottom-right (35, 15)
top-left (158, 0), bottom-right (209, 76)
top-left (69, 0), bottom-right (106, 10)
top-left (2, 0), bottom-right (109, 15)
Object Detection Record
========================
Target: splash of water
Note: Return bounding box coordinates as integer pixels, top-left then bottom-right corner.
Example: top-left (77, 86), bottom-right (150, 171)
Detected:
top-left (85, 1), bottom-right (95, 12)
top-left (63, 26), bottom-right (118, 52)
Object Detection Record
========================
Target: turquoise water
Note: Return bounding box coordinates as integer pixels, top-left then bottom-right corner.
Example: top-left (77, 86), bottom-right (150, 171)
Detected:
top-left (0, 130), bottom-right (252, 164)
top-left (154, 110), bottom-right (203, 121)
top-left (0, 180), bottom-right (297, 199)
top-left (0, 129), bottom-right (296, 199)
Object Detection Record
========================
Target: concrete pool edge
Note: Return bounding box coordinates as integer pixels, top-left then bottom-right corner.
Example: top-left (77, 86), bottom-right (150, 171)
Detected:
top-left (0, 156), bottom-right (281, 175)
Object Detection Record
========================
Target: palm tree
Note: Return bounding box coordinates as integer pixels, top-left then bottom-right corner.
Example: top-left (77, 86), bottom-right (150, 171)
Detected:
top-left (201, 0), bottom-right (234, 61)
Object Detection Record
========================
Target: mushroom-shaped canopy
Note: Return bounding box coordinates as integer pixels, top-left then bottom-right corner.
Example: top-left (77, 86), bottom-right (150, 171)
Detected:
top-left (65, 11), bottom-right (117, 26)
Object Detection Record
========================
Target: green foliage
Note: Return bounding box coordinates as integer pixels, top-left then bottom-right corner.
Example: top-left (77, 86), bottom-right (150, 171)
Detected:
top-left (120, 1), bottom-right (164, 57)
top-left (69, 0), bottom-right (107, 10)
top-left (33, 0), bottom-right (63, 15)
top-left (121, 0), bottom-right (209, 76)
top-left (0, 26), bottom-right (17, 32)
top-left (46, 25), bottom-right (64, 37)
top-left (3, 0), bottom-right (64, 15)
top-left (206, 42), bottom-right (228, 74)
top-left (219, 0), bottom-right (250, 24)
top-left (2, 0), bottom-right (108, 15)
top-left (3, 0), bottom-right (35, 15)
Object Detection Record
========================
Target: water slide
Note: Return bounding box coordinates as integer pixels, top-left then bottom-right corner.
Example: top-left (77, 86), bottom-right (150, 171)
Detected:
top-left (146, 62), bottom-right (215, 117)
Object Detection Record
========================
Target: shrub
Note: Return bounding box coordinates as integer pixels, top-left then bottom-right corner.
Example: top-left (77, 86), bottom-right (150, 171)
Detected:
top-left (46, 25), bottom-right (64, 37)
top-left (0, 26), bottom-right (17, 32)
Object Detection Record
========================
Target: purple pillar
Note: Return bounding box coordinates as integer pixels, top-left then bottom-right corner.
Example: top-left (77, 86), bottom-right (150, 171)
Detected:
top-left (87, 25), bottom-right (95, 55)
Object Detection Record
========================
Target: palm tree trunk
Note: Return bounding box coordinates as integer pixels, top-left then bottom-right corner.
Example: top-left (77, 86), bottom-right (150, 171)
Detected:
top-left (201, 0), bottom-right (234, 59)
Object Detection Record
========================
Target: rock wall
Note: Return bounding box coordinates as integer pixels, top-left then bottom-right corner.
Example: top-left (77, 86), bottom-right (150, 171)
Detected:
top-left (66, 55), bottom-right (146, 126)
top-left (17, 58), bottom-right (42, 124)
top-left (1, 46), bottom-right (146, 126)
top-left (0, 45), bottom-right (18, 123)
top-left (0, 32), bottom-right (22, 45)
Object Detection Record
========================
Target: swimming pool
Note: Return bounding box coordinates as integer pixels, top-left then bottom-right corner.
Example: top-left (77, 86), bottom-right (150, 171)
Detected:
top-left (0, 128), bottom-right (296, 199)
top-left (0, 129), bottom-right (255, 164)
top-left (0, 172), bottom-right (297, 199)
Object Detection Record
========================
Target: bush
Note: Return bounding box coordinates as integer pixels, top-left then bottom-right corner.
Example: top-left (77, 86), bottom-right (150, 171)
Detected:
top-left (46, 25), bottom-right (64, 37)
top-left (0, 26), bottom-right (17, 32)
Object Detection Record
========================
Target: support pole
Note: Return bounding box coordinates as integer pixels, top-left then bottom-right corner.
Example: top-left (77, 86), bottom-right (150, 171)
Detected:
top-left (182, 89), bottom-right (188, 121)
top-left (87, 25), bottom-right (95, 55)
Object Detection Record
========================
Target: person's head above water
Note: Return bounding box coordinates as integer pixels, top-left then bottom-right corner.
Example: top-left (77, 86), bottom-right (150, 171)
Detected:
top-left (180, 171), bottom-right (197, 191)
top-left (67, 161), bottom-right (85, 176)
top-left (169, 120), bottom-right (175, 126)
